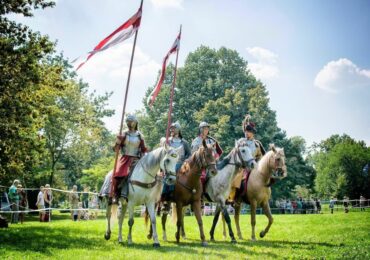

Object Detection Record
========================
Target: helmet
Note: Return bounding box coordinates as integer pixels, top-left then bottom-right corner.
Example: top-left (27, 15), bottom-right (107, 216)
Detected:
top-left (125, 114), bottom-right (138, 123)
top-left (199, 122), bottom-right (210, 129)
top-left (170, 121), bottom-right (181, 130)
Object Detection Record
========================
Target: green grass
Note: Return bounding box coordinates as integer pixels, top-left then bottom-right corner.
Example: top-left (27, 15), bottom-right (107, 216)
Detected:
top-left (1, 211), bottom-right (369, 259)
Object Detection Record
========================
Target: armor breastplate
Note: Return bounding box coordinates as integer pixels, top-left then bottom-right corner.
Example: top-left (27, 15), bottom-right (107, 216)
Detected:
top-left (246, 139), bottom-right (257, 158)
top-left (170, 137), bottom-right (185, 162)
top-left (122, 131), bottom-right (141, 157)
top-left (191, 136), bottom-right (216, 153)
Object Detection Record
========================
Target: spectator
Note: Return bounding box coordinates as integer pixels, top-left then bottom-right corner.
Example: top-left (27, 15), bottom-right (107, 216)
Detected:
top-left (69, 185), bottom-right (79, 221)
top-left (281, 199), bottom-right (287, 214)
top-left (286, 200), bottom-right (293, 214)
top-left (360, 195), bottom-right (366, 211)
top-left (343, 196), bottom-right (349, 213)
top-left (82, 187), bottom-right (89, 209)
top-left (297, 199), bottom-right (303, 214)
top-left (275, 200), bottom-right (280, 213)
top-left (44, 184), bottom-right (53, 222)
top-left (8, 180), bottom-right (20, 224)
top-left (315, 198), bottom-right (321, 214)
top-left (291, 200), bottom-right (297, 214)
top-left (17, 185), bottom-right (28, 224)
top-left (36, 186), bottom-right (45, 222)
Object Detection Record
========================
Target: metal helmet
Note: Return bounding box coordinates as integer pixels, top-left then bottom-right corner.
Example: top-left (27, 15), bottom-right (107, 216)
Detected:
top-left (125, 114), bottom-right (138, 123)
top-left (170, 121), bottom-right (181, 130)
top-left (199, 121), bottom-right (210, 129)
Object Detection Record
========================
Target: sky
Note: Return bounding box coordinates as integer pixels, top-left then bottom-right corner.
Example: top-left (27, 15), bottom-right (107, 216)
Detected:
top-left (9, 0), bottom-right (370, 146)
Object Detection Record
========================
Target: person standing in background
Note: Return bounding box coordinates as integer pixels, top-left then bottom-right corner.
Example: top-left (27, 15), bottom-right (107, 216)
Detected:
top-left (44, 184), bottom-right (53, 222)
top-left (17, 185), bottom-right (28, 224)
top-left (8, 180), bottom-right (20, 224)
top-left (36, 186), bottom-right (45, 222)
top-left (69, 185), bottom-right (79, 221)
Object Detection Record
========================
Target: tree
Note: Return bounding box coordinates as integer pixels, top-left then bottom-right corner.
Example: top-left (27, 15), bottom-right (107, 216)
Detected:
top-left (313, 135), bottom-right (370, 198)
top-left (0, 0), bottom-right (56, 185)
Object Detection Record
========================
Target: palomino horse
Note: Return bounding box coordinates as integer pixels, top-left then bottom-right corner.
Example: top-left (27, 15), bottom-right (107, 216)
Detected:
top-left (100, 144), bottom-right (179, 247)
top-left (224, 144), bottom-right (287, 241)
top-left (149, 139), bottom-right (217, 246)
top-left (207, 140), bottom-right (255, 243)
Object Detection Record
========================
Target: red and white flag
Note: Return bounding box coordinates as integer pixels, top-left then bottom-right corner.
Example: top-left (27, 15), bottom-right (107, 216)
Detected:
top-left (147, 31), bottom-right (181, 107)
top-left (74, 6), bottom-right (142, 70)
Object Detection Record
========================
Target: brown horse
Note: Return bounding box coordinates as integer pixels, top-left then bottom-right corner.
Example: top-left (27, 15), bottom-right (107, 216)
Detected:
top-left (225, 144), bottom-right (287, 241)
top-left (148, 139), bottom-right (217, 246)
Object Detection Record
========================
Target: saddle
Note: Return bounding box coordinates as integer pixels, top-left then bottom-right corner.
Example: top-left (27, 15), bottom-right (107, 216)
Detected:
top-left (236, 168), bottom-right (252, 204)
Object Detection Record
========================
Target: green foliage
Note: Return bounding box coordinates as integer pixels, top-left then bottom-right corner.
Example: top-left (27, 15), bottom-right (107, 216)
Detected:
top-left (0, 1), bottom-right (114, 190)
top-left (0, 0), bottom-right (56, 185)
top-left (313, 135), bottom-right (370, 199)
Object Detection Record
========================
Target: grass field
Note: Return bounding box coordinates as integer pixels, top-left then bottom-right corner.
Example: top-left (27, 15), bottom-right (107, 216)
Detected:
top-left (1, 211), bottom-right (369, 259)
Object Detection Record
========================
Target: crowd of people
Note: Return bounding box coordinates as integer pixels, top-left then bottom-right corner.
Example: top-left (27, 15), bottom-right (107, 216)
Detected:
top-left (6, 180), bottom-right (29, 224)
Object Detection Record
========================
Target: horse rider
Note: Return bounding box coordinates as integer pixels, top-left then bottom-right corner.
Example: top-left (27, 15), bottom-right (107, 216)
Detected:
top-left (191, 121), bottom-right (223, 186)
top-left (161, 121), bottom-right (191, 203)
top-left (228, 114), bottom-right (266, 203)
top-left (112, 114), bottom-right (148, 201)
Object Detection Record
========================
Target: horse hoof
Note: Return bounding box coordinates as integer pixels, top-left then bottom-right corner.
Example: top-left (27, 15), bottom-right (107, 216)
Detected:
top-left (251, 238), bottom-right (256, 242)
top-left (210, 238), bottom-right (215, 242)
top-left (153, 243), bottom-right (160, 248)
top-left (182, 236), bottom-right (187, 240)
top-left (201, 241), bottom-right (208, 247)
top-left (231, 238), bottom-right (237, 244)
top-left (238, 234), bottom-right (243, 240)
top-left (104, 233), bottom-right (111, 240)
top-left (260, 231), bottom-right (265, 238)
top-left (147, 234), bottom-right (152, 239)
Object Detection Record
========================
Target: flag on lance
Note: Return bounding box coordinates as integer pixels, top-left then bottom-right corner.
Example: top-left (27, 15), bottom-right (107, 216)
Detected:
top-left (147, 31), bottom-right (181, 107)
top-left (74, 6), bottom-right (142, 70)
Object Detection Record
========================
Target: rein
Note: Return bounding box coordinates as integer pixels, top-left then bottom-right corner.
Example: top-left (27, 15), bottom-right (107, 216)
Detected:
top-left (130, 155), bottom-right (161, 190)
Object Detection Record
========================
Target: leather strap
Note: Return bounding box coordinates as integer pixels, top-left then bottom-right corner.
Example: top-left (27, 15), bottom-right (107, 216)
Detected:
top-left (130, 179), bottom-right (158, 189)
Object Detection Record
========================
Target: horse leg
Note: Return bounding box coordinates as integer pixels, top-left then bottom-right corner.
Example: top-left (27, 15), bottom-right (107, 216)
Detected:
top-left (127, 202), bottom-right (135, 245)
top-left (221, 205), bottom-right (236, 243)
top-left (260, 202), bottom-right (273, 238)
top-left (209, 205), bottom-right (221, 242)
top-left (181, 209), bottom-right (187, 240)
top-left (104, 199), bottom-right (112, 240)
top-left (193, 200), bottom-right (207, 247)
top-left (234, 203), bottom-right (243, 240)
top-left (147, 203), bottom-right (160, 247)
top-left (250, 201), bottom-right (257, 241)
top-left (175, 203), bottom-right (183, 243)
top-left (118, 198), bottom-right (127, 243)
top-left (221, 213), bottom-right (227, 239)
top-left (161, 211), bottom-right (168, 241)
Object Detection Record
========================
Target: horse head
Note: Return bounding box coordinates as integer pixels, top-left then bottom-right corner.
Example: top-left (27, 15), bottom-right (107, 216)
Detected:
top-left (269, 144), bottom-right (287, 179)
top-left (160, 142), bottom-right (179, 185)
top-left (235, 139), bottom-right (256, 169)
top-left (196, 139), bottom-right (217, 176)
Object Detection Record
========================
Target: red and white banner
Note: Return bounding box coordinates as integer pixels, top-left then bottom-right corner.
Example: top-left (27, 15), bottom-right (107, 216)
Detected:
top-left (147, 31), bottom-right (181, 107)
top-left (74, 7), bottom-right (142, 70)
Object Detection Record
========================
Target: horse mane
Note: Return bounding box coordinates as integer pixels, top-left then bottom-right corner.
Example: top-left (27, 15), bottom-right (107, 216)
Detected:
top-left (216, 150), bottom-right (232, 170)
top-left (142, 146), bottom-right (165, 169)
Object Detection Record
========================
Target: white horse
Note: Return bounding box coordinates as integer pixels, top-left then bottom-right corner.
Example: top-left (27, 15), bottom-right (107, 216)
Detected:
top-left (100, 144), bottom-right (179, 247)
top-left (206, 140), bottom-right (255, 243)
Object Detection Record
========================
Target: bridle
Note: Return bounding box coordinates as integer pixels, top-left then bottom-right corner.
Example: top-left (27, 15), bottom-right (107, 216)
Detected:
top-left (193, 148), bottom-right (216, 174)
top-left (227, 146), bottom-right (254, 169)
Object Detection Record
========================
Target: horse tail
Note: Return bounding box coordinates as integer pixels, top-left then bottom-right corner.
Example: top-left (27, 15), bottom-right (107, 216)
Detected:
top-left (111, 203), bottom-right (118, 225)
top-left (171, 203), bottom-right (177, 224)
top-left (144, 207), bottom-right (149, 227)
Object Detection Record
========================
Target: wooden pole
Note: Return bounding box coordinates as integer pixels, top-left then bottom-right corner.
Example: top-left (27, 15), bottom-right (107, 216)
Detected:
top-left (110, 0), bottom-right (143, 199)
top-left (165, 25), bottom-right (182, 144)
